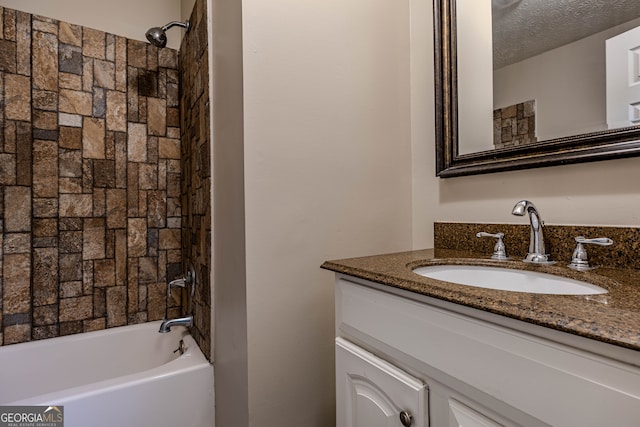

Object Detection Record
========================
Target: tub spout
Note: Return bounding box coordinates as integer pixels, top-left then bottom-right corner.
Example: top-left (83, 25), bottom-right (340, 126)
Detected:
top-left (159, 314), bottom-right (193, 333)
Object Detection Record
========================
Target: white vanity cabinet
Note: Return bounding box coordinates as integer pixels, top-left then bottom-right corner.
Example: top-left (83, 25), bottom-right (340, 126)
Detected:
top-left (334, 275), bottom-right (640, 427)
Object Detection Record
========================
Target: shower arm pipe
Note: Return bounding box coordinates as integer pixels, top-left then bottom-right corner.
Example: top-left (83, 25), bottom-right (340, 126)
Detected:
top-left (162, 21), bottom-right (190, 32)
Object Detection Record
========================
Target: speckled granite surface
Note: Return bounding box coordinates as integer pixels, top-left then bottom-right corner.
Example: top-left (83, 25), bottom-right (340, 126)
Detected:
top-left (322, 244), bottom-right (640, 351)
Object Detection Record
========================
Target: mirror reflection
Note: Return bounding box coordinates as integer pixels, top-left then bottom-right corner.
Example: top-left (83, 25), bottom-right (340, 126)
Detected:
top-left (457, 0), bottom-right (640, 155)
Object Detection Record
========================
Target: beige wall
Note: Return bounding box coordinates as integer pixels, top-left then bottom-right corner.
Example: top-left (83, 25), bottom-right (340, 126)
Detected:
top-left (241, 0), bottom-right (413, 425)
top-left (0, 0), bottom-right (183, 49)
top-left (209, 0), bottom-right (249, 425)
top-left (457, 0), bottom-right (494, 154)
top-left (412, 0), bottom-right (640, 251)
top-left (181, 0), bottom-right (196, 22)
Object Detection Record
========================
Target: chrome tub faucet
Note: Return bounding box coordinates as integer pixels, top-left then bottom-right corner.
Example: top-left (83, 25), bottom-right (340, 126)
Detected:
top-left (159, 263), bottom-right (197, 333)
top-left (159, 314), bottom-right (193, 333)
top-left (511, 200), bottom-right (555, 265)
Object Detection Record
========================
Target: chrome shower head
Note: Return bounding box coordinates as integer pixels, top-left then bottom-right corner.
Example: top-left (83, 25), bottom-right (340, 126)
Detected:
top-left (145, 21), bottom-right (190, 48)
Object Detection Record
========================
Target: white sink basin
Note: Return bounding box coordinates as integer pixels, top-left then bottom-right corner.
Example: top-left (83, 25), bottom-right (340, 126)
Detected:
top-left (412, 265), bottom-right (607, 295)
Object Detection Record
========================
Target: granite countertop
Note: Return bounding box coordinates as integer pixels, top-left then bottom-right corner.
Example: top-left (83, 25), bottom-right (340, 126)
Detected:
top-left (322, 248), bottom-right (640, 351)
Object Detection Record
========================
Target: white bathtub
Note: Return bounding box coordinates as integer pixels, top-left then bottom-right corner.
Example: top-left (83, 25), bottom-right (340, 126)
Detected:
top-left (0, 321), bottom-right (214, 427)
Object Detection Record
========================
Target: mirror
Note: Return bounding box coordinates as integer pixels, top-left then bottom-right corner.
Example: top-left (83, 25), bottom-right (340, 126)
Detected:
top-left (435, 0), bottom-right (640, 177)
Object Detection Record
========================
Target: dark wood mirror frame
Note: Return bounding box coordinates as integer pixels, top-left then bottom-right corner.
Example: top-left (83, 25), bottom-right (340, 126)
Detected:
top-left (434, 0), bottom-right (640, 178)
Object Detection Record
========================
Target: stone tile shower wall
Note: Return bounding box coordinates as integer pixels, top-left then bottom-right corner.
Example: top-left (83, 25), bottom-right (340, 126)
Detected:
top-left (179, 0), bottom-right (212, 360)
top-left (0, 7), bottom-right (182, 346)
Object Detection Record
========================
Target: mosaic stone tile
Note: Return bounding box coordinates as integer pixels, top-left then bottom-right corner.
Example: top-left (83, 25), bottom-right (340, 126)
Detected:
top-left (105, 34), bottom-right (115, 61)
top-left (113, 231), bottom-right (127, 287)
top-left (115, 37), bottom-right (127, 92)
top-left (4, 324), bottom-right (30, 344)
top-left (33, 304), bottom-right (58, 326)
top-left (58, 21), bottom-right (81, 46)
top-left (146, 282), bottom-right (165, 321)
top-left (82, 219), bottom-right (105, 260)
top-left (127, 40), bottom-right (147, 69)
top-left (93, 159), bottom-right (115, 188)
top-left (147, 98), bottom-right (167, 136)
top-left (4, 186), bottom-right (31, 232)
top-left (32, 17), bottom-right (57, 34)
top-left (59, 231), bottom-right (82, 254)
top-left (94, 59), bottom-right (115, 89)
top-left (82, 117), bottom-right (105, 158)
top-left (33, 140), bottom-right (58, 198)
top-left (59, 321), bottom-right (82, 336)
top-left (106, 91), bottom-right (126, 131)
top-left (94, 259), bottom-right (115, 287)
top-left (3, 253), bottom-right (31, 314)
top-left (33, 219), bottom-right (57, 237)
top-left (147, 191), bottom-right (166, 228)
top-left (59, 43), bottom-right (82, 75)
top-left (3, 8), bottom-right (16, 41)
top-left (0, 153), bottom-right (16, 186)
top-left (59, 149), bottom-right (82, 178)
top-left (33, 247), bottom-right (59, 306)
top-left (83, 317), bottom-right (106, 332)
top-left (159, 137), bottom-right (180, 159)
top-left (82, 57), bottom-right (93, 91)
top-left (32, 30), bottom-right (58, 91)
top-left (60, 281), bottom-right (82, 298)
top-left (59, 72), bottom-right (83, 91)
top-left (58, 177), bottom-right (81, 194)
top-left (59, 194), bottom-right (92, 217)
top-left (159, 228), bottom-right (181, 250)
top-left (33, 110), bottom-right (57, 130)
top-left (82, 27), bottom-right (105, 59)
top-left (59, 113), bottom-right (82, 128)
top-left (4, 74), bottom-right (31, 121)
top-left (3, 233), bottom-right (30, 254)
top-left (127, 218), bottom-right (147, 257)
top-left (60, 89), bottom-right (92, 115)
top-left (59, 295), bottom-right (92, 322)
top-left (0, 39), bottom-right (17, 72)
top-left (33, 198), bottom-right (58, 218)
top-left (93, 87), bottom-right (106, 118)
top-left (3, 120), bottom-right (17, 153)
top-left (139, 164), bottom-right (157, 190)
top-left (127, 122), bottom-right (147, 162)
top-left (33, 325), bottom-right (58, 340)
top-left (159, 49), bottom-right (178, 69)
top-left (104, 189), bottom-right (126, 229)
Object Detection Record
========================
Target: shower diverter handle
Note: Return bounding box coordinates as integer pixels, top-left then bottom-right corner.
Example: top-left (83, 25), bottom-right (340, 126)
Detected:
top-left (167, 263), bottom-right (196, 297)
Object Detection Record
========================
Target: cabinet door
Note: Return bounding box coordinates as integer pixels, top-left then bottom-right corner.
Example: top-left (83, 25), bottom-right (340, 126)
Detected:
top-left (429, 382), bottom-right (532, 427)
top-left (336, 338), bottom-right (428, 427)
top-left (447, 399), bottom-right (503, 427)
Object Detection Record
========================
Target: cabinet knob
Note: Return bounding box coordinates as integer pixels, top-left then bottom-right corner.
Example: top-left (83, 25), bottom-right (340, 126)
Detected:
top-left (399, 410), bottom-right (413, 426)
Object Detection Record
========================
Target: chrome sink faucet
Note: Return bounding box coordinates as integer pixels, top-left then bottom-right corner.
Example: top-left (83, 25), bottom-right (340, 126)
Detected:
top-left (511, 200), bottom-right (555, 265)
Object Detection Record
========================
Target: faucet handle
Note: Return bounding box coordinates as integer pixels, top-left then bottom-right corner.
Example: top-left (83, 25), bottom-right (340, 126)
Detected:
top-left (167, 263), bottom-right (197, 297)
top-left (476, 232), bottom-right (510, 260)
top-left (568, 236), bottom-right (613, 271)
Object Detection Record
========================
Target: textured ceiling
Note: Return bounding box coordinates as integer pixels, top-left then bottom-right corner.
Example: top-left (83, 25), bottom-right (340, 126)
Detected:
top-left (492, 0), bottom-right (640, 69)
